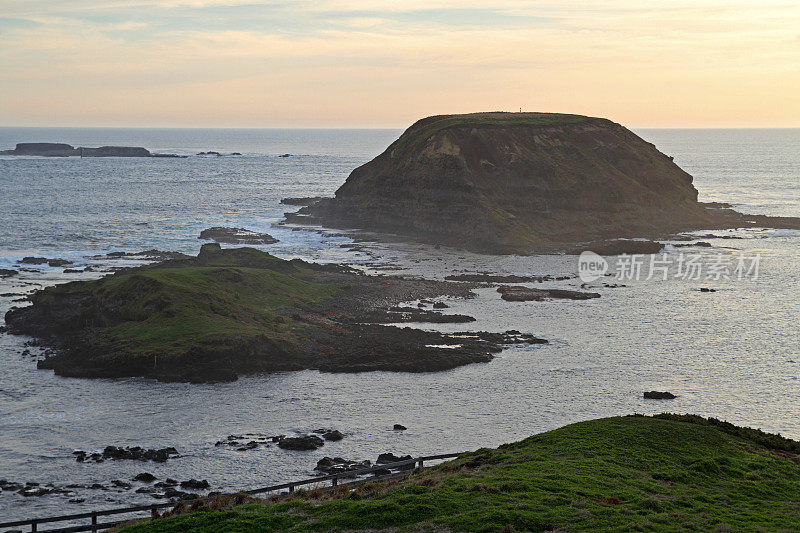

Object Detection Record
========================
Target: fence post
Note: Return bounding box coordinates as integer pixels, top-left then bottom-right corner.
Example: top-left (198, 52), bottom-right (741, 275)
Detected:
top-left (419, 459), bottom-right (424, 468)
top-left (288, 484), bottom-right (294, 493)
top-left (332, 476), bottom-right (338, 487)
top-left (30, 520), bottom-right (37, 533)
top-left (91, 511), bottom-right (98, 531)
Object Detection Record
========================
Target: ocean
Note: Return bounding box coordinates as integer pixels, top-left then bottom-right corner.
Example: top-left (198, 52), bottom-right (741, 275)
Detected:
top-left (0, 127), bottom-right (798, 520)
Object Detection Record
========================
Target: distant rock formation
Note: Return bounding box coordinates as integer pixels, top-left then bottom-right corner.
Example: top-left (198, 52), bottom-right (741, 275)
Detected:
top-left (1, 142), bottom-right (183, 158)
top-left (199, 227), bottom-right (278, 245)
top-left (290, 112), bottom-right (800, 253)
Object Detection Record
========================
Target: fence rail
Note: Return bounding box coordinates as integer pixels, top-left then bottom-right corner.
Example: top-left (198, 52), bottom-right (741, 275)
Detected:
top-left (0, 452), bottom-right (462, 533)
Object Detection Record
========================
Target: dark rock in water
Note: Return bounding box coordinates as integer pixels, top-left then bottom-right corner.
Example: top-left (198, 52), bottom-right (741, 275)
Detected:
top-left (133, 472), bottom-right (157, 483)
top-left (277, 435), bottom-right (325, 451)
top-left (80, 146), bottom-right (151, 157)
top-left (199, 227), bottom-right (278, 245)
top-left (576, 240), bottom-right (664, 256)
top-left (180, 479), bottom-right (210, 490)
top-left (111, 480), bottom-right (132, 489)
top-left (644, 391), bottom-right (676, 400)
top-left (432, 302), bottom-right (449, 309)
top-left (74, 446), bottom-right (178, 463)
top-left (699, 288), bottom-right (717, 293)
top-left (393, 424), bottom-right (407, 431)
top-left (376, 453), bottom-right (414, 470)
top-left (278, 153), bottom-right (292, 157)
top-left (497, 286), bottom-right (600, 301)
top-left (321, 430), bottom-right (344, 441)
top-left (315, 457), bottom-right (370, 474)
top-left (292, 112), bottom-right (728, 253)
top-left (701, 201), bottom-right (734, 209)
top-left (0, 268), bottom-right (18, 277)
top-left (1, 143), bottom-right (171, 158)
top-left (198, 151), bottom-right (221, 156)
top-left (372, 468), bottom-right (392, 476)
top-left (280, 197), bottom-right (327, 206)
top-left (4, 142), bottom-right (76, 156)
top-left (19, 257), bottom-right (73, 267)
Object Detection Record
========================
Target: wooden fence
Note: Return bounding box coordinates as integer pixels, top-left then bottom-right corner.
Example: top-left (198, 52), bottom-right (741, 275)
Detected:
top-left (0, 453), bottom-right (461, 532)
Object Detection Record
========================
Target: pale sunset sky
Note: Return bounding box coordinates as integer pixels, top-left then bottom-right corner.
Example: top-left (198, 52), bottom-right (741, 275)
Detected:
top-left (0, 0), bottom-right (798, 128)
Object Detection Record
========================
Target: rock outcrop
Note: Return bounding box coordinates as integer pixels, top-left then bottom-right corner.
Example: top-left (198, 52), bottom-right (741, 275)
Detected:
top-left (290, 112), bottom-right (720, 253)
top-left (290, 112), bottom-right (800, 253)
top-left (4, 245), bottom-right (548, 381)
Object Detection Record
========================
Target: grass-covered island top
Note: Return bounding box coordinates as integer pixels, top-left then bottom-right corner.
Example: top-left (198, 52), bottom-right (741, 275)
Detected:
top-left (5, 244), bottom-right (547, 382)
top-left (119, 414), bottom-right (800, 532)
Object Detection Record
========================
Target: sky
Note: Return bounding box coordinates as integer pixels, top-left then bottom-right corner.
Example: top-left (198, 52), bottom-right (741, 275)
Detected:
top-left (0, 1), bottom-right (798, 128)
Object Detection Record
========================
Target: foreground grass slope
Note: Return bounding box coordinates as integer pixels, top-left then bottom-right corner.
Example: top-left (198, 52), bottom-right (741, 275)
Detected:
top-left (121, 415), bottom-right (800, 532)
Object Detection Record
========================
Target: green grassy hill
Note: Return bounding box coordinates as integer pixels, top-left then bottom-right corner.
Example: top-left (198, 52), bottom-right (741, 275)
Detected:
top-left (120, 415), bottom-right (800, 532)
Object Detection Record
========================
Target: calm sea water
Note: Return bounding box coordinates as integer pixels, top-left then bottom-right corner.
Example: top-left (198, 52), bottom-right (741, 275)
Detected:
top-left (0, 127), bottom-right (798, 520)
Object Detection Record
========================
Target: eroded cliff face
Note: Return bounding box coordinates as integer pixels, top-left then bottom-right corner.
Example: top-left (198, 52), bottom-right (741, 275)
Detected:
top-left (296, 112), bottom-right (717, 253)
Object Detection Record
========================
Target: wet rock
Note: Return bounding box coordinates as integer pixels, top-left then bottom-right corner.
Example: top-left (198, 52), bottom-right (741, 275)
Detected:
top-left (314, 457), bottom-right (370, 474)
top-left (700, 288), bottom-right (717, 293)
top-left (320, 430), bottom-right (344, 441)
top-left (163, 487), bottom-right (197, 499)
top-left (278, 153), bottom-right (292, 157)
top-left (19, 257), bottom-right (73, 267)
top-left (372, 468), bottom-right (392, 476)
top-left (376, 453), bottom-right (415, 470)
top-left (497, 286), bottom-right (600, 301)
top-left (180, 479), bottom-right (210, 490)
top-left (74, 446), bottom-right (179, 463)
top-left (643, 391), bottom-right (676, 400)
top-left (393, 424), bottom-right (407, 431)
top-left (199, 227), bottom-right (278, 245)
top-left (432, 302), bottom-right (449, 309)
top-left (0, 268), bottom-right (17, 277)
top-left (111, 480), bottom-right (132, 489)
top-left (63, 268), bottom-right (84, 273)
top-left (280, 197), bottom-right (327, 206)
top-left (133, 472), bottom-right (157, 483)
top-left (197, 151), bottom-right (221, 156)
top-left (215, 433), bottom-right (280, 449)
top-left (277, 435), bottom-right (325, 451)
top-left (154, 479), bottom-right (178, 487)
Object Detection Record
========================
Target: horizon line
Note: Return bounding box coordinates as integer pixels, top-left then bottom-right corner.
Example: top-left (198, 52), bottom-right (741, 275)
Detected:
top-left (2, 124), bottom-right (800, 131)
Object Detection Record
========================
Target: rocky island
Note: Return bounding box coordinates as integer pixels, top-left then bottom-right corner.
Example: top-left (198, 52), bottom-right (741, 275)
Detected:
top-left (290, 112), bottom-right (800, 253)
top-left (4, 244), bottom-right (546, 382)
top-left (0, 142), bottom-right (183, 157)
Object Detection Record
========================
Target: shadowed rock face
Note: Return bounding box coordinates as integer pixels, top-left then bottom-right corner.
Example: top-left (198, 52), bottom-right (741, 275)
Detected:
top-left (293, 112), bottom-right (719, 253)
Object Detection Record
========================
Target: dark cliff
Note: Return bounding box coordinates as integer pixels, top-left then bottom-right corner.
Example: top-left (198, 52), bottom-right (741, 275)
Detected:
top-left (294, 112), bottom-right (719, 253)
